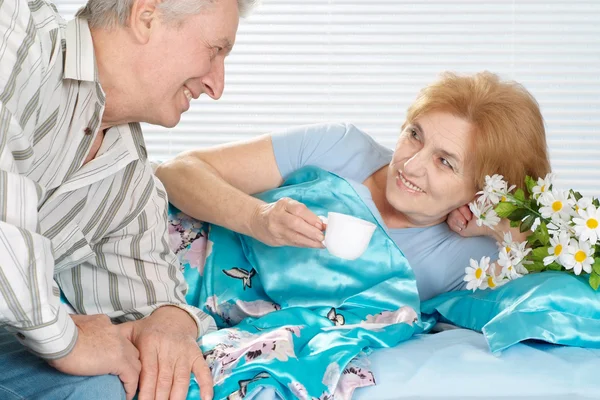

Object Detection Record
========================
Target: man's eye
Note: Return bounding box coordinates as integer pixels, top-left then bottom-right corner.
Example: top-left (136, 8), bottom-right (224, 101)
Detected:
top-left (410, 129), bottom-right (419, 140)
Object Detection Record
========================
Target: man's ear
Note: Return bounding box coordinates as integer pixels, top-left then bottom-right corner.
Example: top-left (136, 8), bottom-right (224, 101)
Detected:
top-left (128, 0), bottom-right (159, 44)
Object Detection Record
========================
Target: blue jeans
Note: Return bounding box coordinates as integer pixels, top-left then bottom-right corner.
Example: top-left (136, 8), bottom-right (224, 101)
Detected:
top-left (0, 328), bottom-right (126, 400)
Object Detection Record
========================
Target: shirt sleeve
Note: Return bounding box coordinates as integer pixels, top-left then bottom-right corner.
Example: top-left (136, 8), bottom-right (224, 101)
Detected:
top-left (0, 103), bottom-right (78, 360)
top-left (443, 234), bottom-right (500, 292)
top-left (56, 172), bottom-right (217, 339)
top-left (271, 122), bottom-right (393, 183)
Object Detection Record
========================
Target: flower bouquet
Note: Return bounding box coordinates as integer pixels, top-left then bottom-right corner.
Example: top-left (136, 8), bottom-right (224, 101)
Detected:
top-left (464, 173), bottom-right (600, 291)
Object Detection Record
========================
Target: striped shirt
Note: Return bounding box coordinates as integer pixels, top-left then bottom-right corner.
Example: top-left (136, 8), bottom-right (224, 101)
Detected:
top-left (0, 0), bottom-right (215, 360)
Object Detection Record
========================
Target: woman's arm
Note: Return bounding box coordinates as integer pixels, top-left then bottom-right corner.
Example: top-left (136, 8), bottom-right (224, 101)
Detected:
top-left (155, 135), bottom-right (324, 248)
top-left (447, 205), bottom-right (529, 243)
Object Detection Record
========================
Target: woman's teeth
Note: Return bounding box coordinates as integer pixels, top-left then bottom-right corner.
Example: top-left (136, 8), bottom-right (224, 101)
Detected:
top-left (183, 88), bottom-right (193, 102)
top-left (398, 171), bottom-right (424, 192)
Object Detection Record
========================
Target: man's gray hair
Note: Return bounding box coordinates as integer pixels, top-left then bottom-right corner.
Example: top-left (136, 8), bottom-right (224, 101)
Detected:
top-left (79, 0), bottom-right (258, 29)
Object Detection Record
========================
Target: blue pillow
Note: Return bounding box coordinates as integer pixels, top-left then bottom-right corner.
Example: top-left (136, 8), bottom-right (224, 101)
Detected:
top-left (421, 271), bottom-right (600, 353)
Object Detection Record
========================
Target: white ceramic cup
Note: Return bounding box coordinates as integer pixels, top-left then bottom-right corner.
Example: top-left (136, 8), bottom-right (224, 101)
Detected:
top-left (318, 212), bottom-right (376, 260)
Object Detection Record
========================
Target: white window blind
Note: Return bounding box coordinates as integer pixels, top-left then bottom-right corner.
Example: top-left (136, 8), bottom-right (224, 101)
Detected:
top-left (54, 0), bottom-right (600, 196)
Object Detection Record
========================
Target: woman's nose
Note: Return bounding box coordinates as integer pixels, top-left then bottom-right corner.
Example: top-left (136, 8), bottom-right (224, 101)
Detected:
top-left (403, 152), bottom-right (426, 176)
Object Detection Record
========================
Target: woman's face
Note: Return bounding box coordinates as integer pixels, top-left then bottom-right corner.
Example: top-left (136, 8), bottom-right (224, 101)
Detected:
top-left (385, 110), bottom-right (478, 226)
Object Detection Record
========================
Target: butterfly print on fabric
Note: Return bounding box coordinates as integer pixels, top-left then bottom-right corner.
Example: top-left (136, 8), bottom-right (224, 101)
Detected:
top-left (327, 307), bottom-right (345, 326)
top-left (223, 267), bottom-right (256, 290)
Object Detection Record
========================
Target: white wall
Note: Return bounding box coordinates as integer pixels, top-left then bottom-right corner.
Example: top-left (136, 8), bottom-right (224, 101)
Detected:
top-left (53, 0), bottom-right (600, 196)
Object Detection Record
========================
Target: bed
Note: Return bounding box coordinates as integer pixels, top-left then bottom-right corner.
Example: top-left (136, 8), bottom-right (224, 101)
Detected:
top-left (245, 325), bottom-right (600, 400)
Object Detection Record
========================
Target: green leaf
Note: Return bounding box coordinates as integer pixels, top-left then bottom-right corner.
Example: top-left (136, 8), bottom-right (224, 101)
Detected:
top-left (525, 176), bottom-right (537, 195)
top-left (529, 200), bottom-right (541, 214)
top-left (538, 222), bottom-right (550, 246)
top-left (528, 221), bottom-right (550, 246)
top-left (526, 230), bottom-right (542, 247)
top-left (531, 246), bottom-right (550, 262)
top-left (589, 273), bottom-right (600, 291)
top-left (527, 234), bottom-right (540, 247)
top-left (514, 188), bottom-right (525, 202)
top-left (510, 220), bottom-right (520, 228)
top-left (527, 260), bottom-right (547, 273)
top-left (520, 215), bottom-right (536, 232)
top-left (569, 189), bottom-right (583, 202)
top-left (507, 208), bottom-right (529, 222)
top-left (494, 202), bottom-right (518, 218)
top-left (546, 262), bottom-right (562, 271)
top-left (593, 198), bottom-right (600, 208)
top-left (593, 258), bottom-right (600, 275)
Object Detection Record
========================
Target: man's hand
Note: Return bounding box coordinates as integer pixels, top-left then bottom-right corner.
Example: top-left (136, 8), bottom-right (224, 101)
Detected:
top-left (49, 314), bottom-right (142, 400)
top-left (119, 306), bottom-right (214, 400)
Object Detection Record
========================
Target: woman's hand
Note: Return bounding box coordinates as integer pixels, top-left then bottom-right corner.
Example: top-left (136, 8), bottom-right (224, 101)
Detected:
top-left (447, 204), bottom-right (491, 238)
top-left (250, 198), bottom-right (325, 248)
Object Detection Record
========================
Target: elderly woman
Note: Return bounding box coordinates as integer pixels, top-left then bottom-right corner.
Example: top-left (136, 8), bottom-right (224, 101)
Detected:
top-left (156, 71), bottom-right (551, 301)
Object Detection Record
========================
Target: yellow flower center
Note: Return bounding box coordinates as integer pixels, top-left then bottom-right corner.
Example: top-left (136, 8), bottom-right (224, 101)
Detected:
top-left (575, 205), bottom-right (580, 212)
top-left (541, 185), bottom-right (546, 192)
top-left (587, 218), bottom-right (599, 229)
top-left (475, 268), bottom-right (483, 279)
top-left (487, 277), bottom-right (496, 288)
top-left (552, 201), bottom-right (563, 212)
top-left (575, 250), bottom-right (587, 263)
top-left (505, 246), bottom-right (511, 253)
top-left (501, 196), bottom-right (507, 202)
top-left (554, 244), bottom-right (563, 256)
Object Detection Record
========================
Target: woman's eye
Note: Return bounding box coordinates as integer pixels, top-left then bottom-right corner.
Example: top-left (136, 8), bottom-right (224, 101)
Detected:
top-left (440, 158), bottom-right (453, 170)
top-left (410, 129), bottom-right (419, 140)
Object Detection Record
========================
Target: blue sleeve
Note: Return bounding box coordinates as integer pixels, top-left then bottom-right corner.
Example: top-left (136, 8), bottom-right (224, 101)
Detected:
top-left (444, 235), bottom-right (500, 292)
top-left (394, 225), bottom-right (501, 301)
top-left (271, 122), bottom-right (392, 183)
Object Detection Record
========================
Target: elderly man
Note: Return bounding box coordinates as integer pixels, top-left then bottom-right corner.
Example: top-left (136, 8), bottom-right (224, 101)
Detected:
top-left (0, 0), bottom-right (255, 399)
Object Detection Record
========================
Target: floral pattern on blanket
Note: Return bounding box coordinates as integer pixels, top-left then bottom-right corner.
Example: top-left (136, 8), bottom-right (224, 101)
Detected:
top-left (169, 209), bottom-right (210, 275)
top-left (167, 167), bottom-right (421, 400)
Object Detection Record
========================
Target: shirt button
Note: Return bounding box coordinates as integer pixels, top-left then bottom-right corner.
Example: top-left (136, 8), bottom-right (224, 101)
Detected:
top-left (84, 127), bottom-right (92, 135)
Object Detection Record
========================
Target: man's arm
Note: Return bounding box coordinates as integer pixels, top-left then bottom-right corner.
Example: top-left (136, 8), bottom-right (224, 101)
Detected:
top-left (0, 103), bottom-right (79, 359)
top-left (55, 167), bottom-right (216, 400)
top-left (1, 101), bottom-right (143, 399)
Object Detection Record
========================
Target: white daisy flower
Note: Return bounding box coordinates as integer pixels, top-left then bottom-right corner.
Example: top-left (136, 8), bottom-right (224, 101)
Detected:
top-left (531, 173), bottom-right (555, 202)
top-left (573, 205), bottom-right (600, 245)
top-left (479, 268), bottom-right (505, 290)
top-left (500, 231), bottom-right (517, 254)
top-left (477, 174), bottom-right (508, 205)
top-left (539, 190), bottom-right (572, 223)
top-left (469, 201), bottom-right (501, 228)
top-left (563, 238), bottom-right (594, 275)
top-left (569, 194), bottom-right (591, 217)
top-left (514, 259), bottom-right (530, 276)
top-left (499, 232), bottom-right (531, 260)
top-left (497, 248), bottom-right (523, 280)
top-left (547, 217), bottom-right (572, 233)
top-left (511, 241), bottom-right (532, 261)
top-left (464, 257), bottom-right (490, 291)
top-left (543, 231), bottom-right (570, 266)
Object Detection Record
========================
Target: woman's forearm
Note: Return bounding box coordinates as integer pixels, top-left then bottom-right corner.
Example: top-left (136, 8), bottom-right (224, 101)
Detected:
top-left (156, 155), bottom-right (265, 237)
top-left (489, 218), bottom-right (530, 244)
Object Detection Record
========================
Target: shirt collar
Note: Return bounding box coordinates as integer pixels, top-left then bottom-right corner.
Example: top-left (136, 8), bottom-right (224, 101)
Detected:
top-left (64, 17), bottom-right (97, 82)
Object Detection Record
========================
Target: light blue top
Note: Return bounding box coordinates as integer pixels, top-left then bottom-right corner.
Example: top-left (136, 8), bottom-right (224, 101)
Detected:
top-left (271, 122), bottom-right (499, 301)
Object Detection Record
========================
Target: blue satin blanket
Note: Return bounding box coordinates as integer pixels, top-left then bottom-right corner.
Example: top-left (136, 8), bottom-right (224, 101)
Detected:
top-left (168, 167), bottom-right (421, 400)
